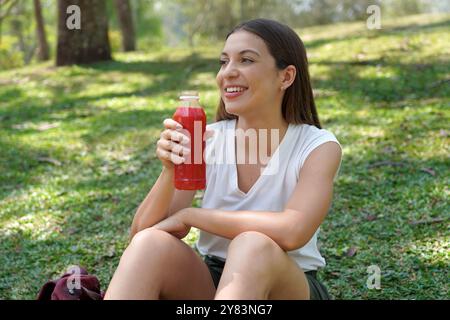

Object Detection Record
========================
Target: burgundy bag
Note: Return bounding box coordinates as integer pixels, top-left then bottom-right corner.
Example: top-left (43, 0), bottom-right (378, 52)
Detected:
top-left (37, 266), bottom-right (104, 300)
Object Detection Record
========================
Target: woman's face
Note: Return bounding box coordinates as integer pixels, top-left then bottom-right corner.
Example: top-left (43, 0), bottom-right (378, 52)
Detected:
top-left (216, 30), bottom-right (283, 118)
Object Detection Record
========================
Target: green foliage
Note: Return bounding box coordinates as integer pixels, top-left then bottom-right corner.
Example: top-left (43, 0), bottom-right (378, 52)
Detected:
top-left (0, 36), bottom-right (24, 70)
top-left (108, 30), bottom-right (122, 53)
top-left (0, 13), bottom-right (449, 299)
top-left (136, 15), bottom-right (164, 50)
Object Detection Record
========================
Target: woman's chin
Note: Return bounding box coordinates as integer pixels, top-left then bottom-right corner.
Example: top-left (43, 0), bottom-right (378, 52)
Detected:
top-left (225, 108), bottom-right (242, 117)
top-left (224, 105), bottom-right (241, 117)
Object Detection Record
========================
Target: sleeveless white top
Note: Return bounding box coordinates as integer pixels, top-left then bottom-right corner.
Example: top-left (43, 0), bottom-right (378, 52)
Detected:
top-left (196, 119), bottom-right (341, 271)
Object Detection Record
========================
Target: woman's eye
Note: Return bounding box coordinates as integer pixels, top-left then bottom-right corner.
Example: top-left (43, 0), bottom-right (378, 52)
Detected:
top-left (219, 58), bottom-right (253, 66)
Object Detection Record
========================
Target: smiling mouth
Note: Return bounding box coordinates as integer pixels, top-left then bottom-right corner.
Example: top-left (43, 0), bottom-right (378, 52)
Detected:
top-left (223, 86), bottom-right (248, 99)
top-left (224, 86), bottom-right (248, 93)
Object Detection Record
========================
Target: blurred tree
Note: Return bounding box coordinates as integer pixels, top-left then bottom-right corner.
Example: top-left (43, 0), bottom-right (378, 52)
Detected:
top-left (56, 0), bottom-right (111, 66)
top-left (133, 0), bottom-right (162, 48)
top-left (183, 0), bottom-right (212, 46)
top-left (113, 0), bottom-right (135, 51)
top-left (175, 0), bottom-right (238, 45)
top-left (174, 0), bottom-right (299, 44)
top-left (0, 0), bottom-right (19, 44)
top-left (8, 1), bottom-right (36, 63)
top-left (215, 0), bottom-right (236, 38)
top-left (33, 0), bottom-right (49, 60)
top-left (382, 0), bottom-right (425, 17)
top-left (239, 0), bottom-right (274, 21)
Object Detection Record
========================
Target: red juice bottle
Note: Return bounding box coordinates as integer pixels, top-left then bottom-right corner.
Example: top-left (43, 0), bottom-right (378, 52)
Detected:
top-left (172, 91), bottom-right (206, 190)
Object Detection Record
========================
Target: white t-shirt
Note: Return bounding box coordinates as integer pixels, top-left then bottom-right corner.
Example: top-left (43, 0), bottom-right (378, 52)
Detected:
top-left (196, 119), bottom-right (341, 271)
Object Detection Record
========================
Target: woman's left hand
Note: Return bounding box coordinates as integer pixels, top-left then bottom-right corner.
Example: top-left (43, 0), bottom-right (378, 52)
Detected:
top-left (150, 209), bottom-right (191, 239)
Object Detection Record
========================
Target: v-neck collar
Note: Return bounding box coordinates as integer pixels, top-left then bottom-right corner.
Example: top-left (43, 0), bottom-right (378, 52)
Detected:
top-left (229, 119), bottom-right (293, 197)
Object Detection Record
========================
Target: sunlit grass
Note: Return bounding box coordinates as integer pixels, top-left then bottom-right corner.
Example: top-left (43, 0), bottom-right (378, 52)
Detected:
top-left (0, 13), bottom-right (449, 299)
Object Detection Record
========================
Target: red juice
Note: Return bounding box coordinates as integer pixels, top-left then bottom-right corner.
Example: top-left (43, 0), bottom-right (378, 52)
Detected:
top-left (172, 92), bottom-right (206, 190)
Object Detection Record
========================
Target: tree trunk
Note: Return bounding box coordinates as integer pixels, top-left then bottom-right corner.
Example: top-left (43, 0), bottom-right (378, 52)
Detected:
top-left (56, 0), bottom-right (111, 66)
top-left (33, 0), bottom-right (49, 61)
top-left (113, 0), bottom-right (135, 51)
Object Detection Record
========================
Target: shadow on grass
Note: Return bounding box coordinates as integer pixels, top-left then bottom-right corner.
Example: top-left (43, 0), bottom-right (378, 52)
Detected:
top-left (0, 55), bottom-right (219, 128)
top-left (383, 18), bottom-right (450, 34)
top-left (0, 108), bottom-right (171, 204)
top-left (0, 53), bottom-right (220, 203)
top-left (0, 134), bottom-right (64, 203)
top-left (312, 59), bottom-right (449, 106)
top-left (303, 17), bottom-right (450, 50)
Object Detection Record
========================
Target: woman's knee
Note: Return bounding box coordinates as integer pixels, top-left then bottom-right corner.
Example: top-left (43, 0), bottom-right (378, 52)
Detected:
top-left (131, 228), bottom-right (174, 245)
top-left (228, 231), bottom-right (281, 257)
top-left (123, 228), bottom-right (181, 262)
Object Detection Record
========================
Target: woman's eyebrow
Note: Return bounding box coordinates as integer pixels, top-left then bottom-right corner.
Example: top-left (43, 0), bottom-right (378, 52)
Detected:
top-left (221, 49), bottom-right (261, 57)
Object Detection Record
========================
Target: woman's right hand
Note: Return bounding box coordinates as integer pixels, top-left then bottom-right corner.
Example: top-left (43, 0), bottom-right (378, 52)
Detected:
top-left (156, 119), bottom-right (191, 170)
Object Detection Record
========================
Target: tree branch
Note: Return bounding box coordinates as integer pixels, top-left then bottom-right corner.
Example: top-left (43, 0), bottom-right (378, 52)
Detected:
top-left (0, 0), bottom-right (19, 21)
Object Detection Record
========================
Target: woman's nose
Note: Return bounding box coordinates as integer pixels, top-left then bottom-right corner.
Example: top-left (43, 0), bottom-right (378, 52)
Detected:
top-left (221, 62), bottom-right (239, 79)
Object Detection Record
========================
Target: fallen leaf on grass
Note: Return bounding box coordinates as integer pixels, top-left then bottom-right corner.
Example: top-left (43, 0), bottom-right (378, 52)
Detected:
top-left (36, 157), bottom-right (61, 166)
top-left (345, 247), bottom-right (358, 257)
top-left (36, 122), bottom-right (59, 131)
top-left (365, 214), bottom-right (378, 221)
top-left (427, 78), bottom-right (450, 89)
top-left (105, 245), bottom-right (116, 258)
top-left (409, 217), bottom-right (447, 226)
top-left (382, 146), bottom-right (395, 154)
top-left (420, 167), bottom-right (436, 176)
top-left (66, 228), bottom-right (78, 236)
top-left (367, 161), bottom-right (407, 169)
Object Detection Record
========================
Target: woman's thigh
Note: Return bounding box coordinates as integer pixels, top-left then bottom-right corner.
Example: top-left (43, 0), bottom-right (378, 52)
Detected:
top-left (218, 231), bottom-right (310, 300)
top-left (266, 252), bottom-right (310, 300)
top-left (107, 229), bottom-right (216, 300)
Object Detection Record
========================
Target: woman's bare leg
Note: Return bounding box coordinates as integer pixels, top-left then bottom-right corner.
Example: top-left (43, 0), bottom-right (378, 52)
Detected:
top-left (104, 229), bottom-right (216, 300)
top-left (214, 231), bottom-right (310, 300)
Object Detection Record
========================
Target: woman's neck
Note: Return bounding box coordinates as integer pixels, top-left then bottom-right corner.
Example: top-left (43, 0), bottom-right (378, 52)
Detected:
top-left (234, 114), bottom-right (289, 159)
top-left (235, 115), bottom-right (288, 132)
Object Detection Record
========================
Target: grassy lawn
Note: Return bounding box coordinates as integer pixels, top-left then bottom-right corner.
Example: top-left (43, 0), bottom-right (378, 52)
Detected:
top-left (0, 13), bottom-right (449, 299)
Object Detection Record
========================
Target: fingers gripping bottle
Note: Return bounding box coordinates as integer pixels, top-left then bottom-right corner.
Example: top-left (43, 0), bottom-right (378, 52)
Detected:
top-left (172, 91), bottom-right (206, 190)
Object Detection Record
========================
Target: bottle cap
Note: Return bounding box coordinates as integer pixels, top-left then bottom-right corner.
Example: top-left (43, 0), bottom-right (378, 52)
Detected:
top-left (179, 90), bottom-right (199, 100)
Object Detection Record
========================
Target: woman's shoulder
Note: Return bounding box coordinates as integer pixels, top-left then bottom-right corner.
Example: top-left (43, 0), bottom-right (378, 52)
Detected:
top-left (289, 123), bottom-right (342, 176)
top-left (290, 123), bottom-right (339, 144)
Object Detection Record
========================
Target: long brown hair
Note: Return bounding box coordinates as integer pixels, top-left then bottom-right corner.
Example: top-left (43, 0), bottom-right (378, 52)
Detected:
top-left (215, 19), bottom-right (321, 129)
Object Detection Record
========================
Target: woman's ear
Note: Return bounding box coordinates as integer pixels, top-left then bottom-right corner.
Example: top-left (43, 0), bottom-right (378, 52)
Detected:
top-left (279, 65), bottom-right (296, 91)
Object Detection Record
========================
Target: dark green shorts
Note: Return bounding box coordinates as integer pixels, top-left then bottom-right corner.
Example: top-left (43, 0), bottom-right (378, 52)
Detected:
top-left (203, 254), bottom-right (331, 300)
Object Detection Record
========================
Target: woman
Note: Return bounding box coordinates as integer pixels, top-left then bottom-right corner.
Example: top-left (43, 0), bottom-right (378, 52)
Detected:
top-left (104, 19), bottom-right (342, 300)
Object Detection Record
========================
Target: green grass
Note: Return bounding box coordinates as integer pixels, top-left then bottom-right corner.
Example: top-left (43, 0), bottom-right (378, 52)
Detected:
top-left (1, 13), bottom-right (449, 299)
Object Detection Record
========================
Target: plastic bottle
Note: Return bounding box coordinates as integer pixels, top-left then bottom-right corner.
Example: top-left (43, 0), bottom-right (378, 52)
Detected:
top-left (172, 91), bottom-right (206, 190)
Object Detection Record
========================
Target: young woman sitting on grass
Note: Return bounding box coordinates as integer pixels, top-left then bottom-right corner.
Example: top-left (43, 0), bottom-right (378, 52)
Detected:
top-left (104, 18), bottom-right (342, 300)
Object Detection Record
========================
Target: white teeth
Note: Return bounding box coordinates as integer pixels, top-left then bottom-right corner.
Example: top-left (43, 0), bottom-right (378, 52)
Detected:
top-left (225, 87), bottom-right (246, 93)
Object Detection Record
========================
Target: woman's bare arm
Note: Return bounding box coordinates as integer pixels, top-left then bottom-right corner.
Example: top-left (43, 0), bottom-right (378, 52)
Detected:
top-left (129, 118), bottom-right (193, 240)
top-left (180, 141), bottom-right (342, 251)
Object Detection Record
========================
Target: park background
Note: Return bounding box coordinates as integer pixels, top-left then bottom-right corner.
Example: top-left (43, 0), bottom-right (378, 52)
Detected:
top-left (0, 0), bottom-right (448, 299)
